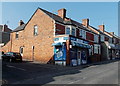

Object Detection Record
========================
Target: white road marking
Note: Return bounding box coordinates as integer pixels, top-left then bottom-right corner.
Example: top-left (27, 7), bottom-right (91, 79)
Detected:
top-left (6, 65), bottom-right (26, 71)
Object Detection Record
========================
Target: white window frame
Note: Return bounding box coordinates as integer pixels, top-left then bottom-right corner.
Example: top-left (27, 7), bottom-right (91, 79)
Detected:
top-left (34, 25), bottom-right (38, 36)
top-left (79, 29), bottom-right (82, 37)
top-left (82, 30), bottom-right (86, 39)
top-left (94, 44), bottom-right (100, 54)
top-left (65, 26), bottom-right (76, 36)
top-left (16, 32), bottom-right (19, 39)
top-left (101, 35), bottom-right (104, 42)
top-left (94, 34), bottom-right (99, 43)
top-left (65, 26), bottom-right (71, 35)
top-left (71, 27), bottom-right (76, 36)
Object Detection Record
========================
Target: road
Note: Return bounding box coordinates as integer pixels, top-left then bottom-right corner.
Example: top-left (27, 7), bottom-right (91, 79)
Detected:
top-left (2, 60), bottom-right (119, 85)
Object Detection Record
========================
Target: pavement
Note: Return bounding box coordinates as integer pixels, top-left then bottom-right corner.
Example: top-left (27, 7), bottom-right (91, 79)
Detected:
top-left (2, 59), bottom-right (120, 85)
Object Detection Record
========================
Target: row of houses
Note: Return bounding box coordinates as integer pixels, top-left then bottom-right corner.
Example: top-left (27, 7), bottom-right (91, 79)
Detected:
top-left (2, 8), bottom-right (120, 66)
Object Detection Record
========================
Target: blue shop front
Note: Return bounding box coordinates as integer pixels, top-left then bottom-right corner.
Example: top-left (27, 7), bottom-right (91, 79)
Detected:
top-left (52, 36), bottom-right (91, 66)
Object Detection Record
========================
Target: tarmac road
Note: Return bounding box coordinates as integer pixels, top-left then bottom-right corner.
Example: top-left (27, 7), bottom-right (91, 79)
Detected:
top-left (2, 59), bottom-right (119, 85)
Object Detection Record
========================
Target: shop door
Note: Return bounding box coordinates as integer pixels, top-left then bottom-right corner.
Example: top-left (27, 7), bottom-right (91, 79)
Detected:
top-left (77, 51), bottom-right (81, 65)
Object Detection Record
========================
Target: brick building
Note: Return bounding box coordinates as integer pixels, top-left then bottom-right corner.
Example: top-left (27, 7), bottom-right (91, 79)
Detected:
top-left (0, 24), bottom-right (12, 47)
top-left (3, 7), bottom-right (120, 66)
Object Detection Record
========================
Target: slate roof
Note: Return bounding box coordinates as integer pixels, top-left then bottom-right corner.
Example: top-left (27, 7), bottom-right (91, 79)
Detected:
top-left (12, 24), bottom-right (26, 32)
top-left (39, 8), bottom-right (64, 24)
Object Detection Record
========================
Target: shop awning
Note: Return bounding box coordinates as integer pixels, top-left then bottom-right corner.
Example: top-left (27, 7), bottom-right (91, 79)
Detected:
top-left (52, 42), bottom-right (63, 46)
top-left (71, 42), bottom-right (91, 49)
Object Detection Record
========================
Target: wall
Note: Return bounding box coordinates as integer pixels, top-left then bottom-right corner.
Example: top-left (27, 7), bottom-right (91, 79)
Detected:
top-left (3, 9), bottom-right (55, 63)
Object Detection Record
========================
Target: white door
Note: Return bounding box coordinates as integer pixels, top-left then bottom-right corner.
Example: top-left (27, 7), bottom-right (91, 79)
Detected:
top-left (20, 47), bottom-right (23, 56)
top-left (77, 51), bottom-right (81, 65)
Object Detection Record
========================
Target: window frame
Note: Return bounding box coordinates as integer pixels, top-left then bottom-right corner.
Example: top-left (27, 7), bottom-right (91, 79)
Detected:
top-left (71, 27), bottom-right (76, 36)
top-left (34, 25), bottom-right (38, 36)
top-left (16, 32), bottom-right (19, 39)
top-left (65, 26), bottom-right (71, 35)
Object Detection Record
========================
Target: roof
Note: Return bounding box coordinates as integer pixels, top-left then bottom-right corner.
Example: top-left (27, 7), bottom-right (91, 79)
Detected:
top-left (89, 25), bottom-right (111, 37)
top-left (39, 8), bottom-right (64, 24)
top-left (12, 24), bottom-right (26, 32)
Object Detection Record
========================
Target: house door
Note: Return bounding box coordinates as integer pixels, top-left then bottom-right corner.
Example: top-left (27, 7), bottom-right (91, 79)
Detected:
top-left (20, 47), bottom-right (23, 56)
top-left (77, 51), bottom-right (81, 65)
top-left (32, 46), bottom-right (35, 61)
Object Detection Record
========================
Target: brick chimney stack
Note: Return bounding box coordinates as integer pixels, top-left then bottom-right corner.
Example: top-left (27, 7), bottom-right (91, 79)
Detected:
top-left (3, 24), bottom-right (8, 31)
top-left (58, 8), bottom-right (66, 19)
top-left (19, 20), bottom-right (24, 26)
top-left (82, 19), bottom-right (89, 27)
top-left (98, 25), bottom-right (105, 32)
top-left (110, 32), bottom-right (114, 35)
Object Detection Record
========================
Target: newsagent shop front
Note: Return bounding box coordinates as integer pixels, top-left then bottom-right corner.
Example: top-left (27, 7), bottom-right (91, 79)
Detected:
top-left (52, 36), bottom-right (91, 66)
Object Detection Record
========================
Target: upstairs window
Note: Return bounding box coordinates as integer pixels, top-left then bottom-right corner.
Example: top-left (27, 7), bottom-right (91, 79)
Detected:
top-left (65, 27), bottom-right (70, 35)
top-left (82, 30), bottom-right (86, 39)
top-left (71, 28), bottom-right (76, 36)
top-left (16, 32), bottom-right (19, 39)
top-left (79, 29), bottom-right (82, 37)
top-left (34, 25), bottom-right (38, 36)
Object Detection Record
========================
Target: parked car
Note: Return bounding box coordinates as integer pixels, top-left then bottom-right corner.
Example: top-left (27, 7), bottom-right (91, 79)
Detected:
top-left (2, 52), bottom-right (22, 62)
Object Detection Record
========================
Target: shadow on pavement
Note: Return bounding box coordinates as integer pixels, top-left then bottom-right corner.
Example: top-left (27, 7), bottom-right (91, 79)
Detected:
top-left (2, 59), bottom-right (120, 85)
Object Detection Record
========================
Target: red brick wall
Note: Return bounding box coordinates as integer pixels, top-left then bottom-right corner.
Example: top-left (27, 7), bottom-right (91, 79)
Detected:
top-left (86, 32), bottom-right (94, 41)
top-left (55, 23), bottom-right (65, 34)
top-left (3, 9), bottom-right (55, 63)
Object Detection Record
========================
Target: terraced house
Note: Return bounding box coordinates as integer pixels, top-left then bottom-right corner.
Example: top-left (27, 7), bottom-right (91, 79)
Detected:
top-left (2, 8), bottom-right (120, 66)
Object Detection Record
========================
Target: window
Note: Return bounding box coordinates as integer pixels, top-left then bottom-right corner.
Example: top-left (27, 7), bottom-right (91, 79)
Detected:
top-left (65, 27), bottom-right (70, 35)
top-left (16, 32), bottom-right (19, 39)
top-left (34, 25), bottom-right (38, 36)
top-left (101, 35), bottom-right (104, 42)
top-left (94, 34), bottom-right (99, 43)
top-left (79, 29), bottom-right (82, 37)
top-left (94, 44), bottom-right (100, 54)
top-left (71, 28), bottom-right (76, 36)
top-left (82, 30), bottom-right (86, 39)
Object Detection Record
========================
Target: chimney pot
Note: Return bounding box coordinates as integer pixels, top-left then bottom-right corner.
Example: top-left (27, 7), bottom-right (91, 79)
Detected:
top-left (19, 20), bottom-right (24, 26)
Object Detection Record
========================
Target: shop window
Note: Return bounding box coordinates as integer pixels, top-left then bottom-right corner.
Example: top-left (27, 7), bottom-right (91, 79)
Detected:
top-left (94, 44), bottom-right (99, 54)
top-left (34, 25), bottom-right (38, 36)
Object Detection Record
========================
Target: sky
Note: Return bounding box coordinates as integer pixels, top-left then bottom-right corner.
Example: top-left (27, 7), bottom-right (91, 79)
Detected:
top-left (2, 2), bottom-right (118, 35)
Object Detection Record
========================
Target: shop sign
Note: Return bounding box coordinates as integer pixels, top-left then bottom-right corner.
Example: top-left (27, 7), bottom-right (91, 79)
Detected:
top-left (83, 41), bottom-right (89, 44)
top-left (54, 37), bottom-right (69, 42)
top-left (76, 39), bottom-right (83, 43)
top-left (70, 37), bottom-right (76, 41)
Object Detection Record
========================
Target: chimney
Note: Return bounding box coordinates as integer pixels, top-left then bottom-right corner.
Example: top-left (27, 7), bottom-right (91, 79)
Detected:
top-left (82, 19), bottom-right (89, 27)
top-left (58, 8), bottom-right (66, 19)
top-left (98, 25), bottom-right (105, 32)
top-left (3, 24), bottom-right (8, 32)
top-left (110, 32), bottom-right (114, 35)
top-left (19, 20), bottom-right (24, 26)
